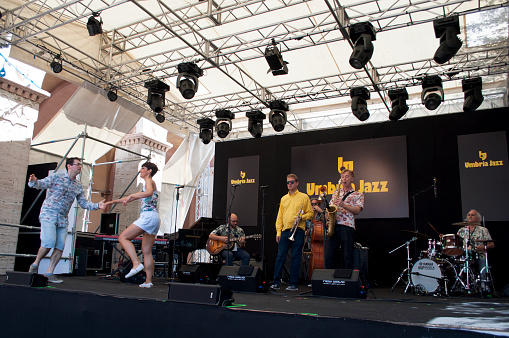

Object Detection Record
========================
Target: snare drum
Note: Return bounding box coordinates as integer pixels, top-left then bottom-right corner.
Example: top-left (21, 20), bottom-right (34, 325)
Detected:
top-left (441, 234), bottom-right (464, 256)
top-left (410, 258), bottom-right (457, 293)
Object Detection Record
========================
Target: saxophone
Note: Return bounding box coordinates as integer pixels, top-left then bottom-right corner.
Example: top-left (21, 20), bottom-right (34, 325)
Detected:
top-left (325, 182), bottom-right (339, 238)
top-left (289, 205), bottom-right (304, 241)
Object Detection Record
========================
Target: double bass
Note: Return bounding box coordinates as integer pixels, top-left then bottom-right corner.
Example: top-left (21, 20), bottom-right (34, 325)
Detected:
top-left (308, 186), bottom-right (327, 280)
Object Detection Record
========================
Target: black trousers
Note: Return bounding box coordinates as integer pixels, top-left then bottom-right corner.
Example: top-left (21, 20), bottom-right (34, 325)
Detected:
top-left (325, 224), bottom-right (355, 269)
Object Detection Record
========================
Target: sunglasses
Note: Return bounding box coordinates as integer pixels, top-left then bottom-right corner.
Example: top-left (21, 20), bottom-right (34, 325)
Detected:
top-left (287, 180), bottom-right (295, 184)
top-left (311, 203), bottom-right (317, 206)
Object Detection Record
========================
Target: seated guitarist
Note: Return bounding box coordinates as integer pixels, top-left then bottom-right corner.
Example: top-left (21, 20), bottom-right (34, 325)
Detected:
top-left (209, 213), bottom-right (251, 266)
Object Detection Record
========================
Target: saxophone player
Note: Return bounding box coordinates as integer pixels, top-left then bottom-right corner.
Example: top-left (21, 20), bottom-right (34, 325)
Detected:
top-left (325, 169), bottom-right (364, 270)
top-left (270, 174), bottom-right (313, 291)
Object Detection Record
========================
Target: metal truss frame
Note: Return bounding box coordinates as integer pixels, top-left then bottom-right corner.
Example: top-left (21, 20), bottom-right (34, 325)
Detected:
top-left (1, 0), bottom-right (508, 136)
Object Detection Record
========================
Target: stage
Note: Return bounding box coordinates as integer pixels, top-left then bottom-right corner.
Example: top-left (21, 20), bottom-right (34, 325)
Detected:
top-left (1, 274), bottom-right (508, 337)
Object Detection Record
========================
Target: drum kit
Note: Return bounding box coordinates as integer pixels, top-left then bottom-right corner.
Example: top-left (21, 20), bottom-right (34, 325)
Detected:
top-left (391, 222), bottom-right (495, 296)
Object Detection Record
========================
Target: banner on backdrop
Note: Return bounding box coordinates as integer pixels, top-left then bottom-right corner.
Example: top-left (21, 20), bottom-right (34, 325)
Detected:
top-left (291, 136), bottom-right (409, 219)
top-left (226, 156), bottom-right (260, 226)
top-left (458, 131), bottom-right (509, 221)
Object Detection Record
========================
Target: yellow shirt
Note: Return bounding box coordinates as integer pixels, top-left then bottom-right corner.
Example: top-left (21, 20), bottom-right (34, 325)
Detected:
top-left (275, 190), bottom-right (313, 236)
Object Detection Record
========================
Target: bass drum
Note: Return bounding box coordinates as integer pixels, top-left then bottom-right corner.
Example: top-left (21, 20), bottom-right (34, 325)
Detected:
top-left (410, 258), bottom-right (456, 293)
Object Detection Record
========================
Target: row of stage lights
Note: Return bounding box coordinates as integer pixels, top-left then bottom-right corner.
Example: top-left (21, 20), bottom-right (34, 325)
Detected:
top-left (195, 75), bottom-right (483, 145)
top-left (197, 100), bottom-right (289, 144)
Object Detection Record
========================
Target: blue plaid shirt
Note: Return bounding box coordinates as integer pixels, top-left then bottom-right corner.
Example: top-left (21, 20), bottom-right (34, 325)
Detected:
top-left (28, 171), bottom-right (99, 228)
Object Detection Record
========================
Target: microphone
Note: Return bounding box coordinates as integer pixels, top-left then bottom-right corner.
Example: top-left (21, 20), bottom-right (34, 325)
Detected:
top-left (232, 183), bottom-right (242, 187)
top-left (433, 177), bottom-right (437, 198)
top-left (260, 185), bottom-right (269, 189)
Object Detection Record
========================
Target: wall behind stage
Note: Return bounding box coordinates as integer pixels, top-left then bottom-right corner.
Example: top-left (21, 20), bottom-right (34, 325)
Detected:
top-left (213, 107), bottom-right (509, 288)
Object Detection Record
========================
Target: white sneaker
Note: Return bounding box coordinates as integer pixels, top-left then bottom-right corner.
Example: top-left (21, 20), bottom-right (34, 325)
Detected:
top-left (139, 282), bottom-right (153, 288)
top-left (125, 264), bottom-right (144, 279)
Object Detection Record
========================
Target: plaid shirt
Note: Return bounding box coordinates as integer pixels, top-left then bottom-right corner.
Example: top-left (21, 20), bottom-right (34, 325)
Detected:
top-left (211, 224), bottom-right (245, 239)
top-left (28, 172), bottom-right (99, 228)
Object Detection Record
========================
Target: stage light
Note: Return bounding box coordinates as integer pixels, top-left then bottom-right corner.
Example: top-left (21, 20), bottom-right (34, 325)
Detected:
top-left (433, 16), bottom-right (462, 64)
top-left (246, 110), bottom-right (266, 138)
top-left (144, 79), bottom-right (169, 113)
top-left (197, 118), bottom-right (215, 144)
top-left (462, 77), bottom-right (483, 113)
top-left (268, 100), bottom-right (288, 132)
top-left (87, 12), bottom-right (103, 36)
top-left (177, 63), bottom-right (203, 100)
top-left (350, 87), bottom-right (370, 121)
top-left (50, 55), bottom-right (63, 73)
top-left (155, 113), bottom-right (165, 123)
top-left (264, 39), bottom-right (288, 76)
top-left (349, 22), bottom-right (376, 70)
top-left (421, 75), bottom-right (443, 110)
top-left (107, 87), bottom-right (117, 102)
top-left (215, 109), bottom-right (235, 138)
top-left (388, 88), bottom-right (409, 121)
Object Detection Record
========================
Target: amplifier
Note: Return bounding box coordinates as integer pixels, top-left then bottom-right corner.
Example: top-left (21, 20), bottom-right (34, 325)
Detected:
top-left (311, 269), bottom-right (366, 298)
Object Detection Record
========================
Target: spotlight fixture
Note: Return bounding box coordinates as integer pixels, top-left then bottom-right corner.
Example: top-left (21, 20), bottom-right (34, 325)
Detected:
top-left (349, 22), bottom-right (376, 70)
top-left (177, 62), bottom-right (203, 100)
top-left (433, 15), bottom-right (462, 64)
top-left (144, 79), bottom-right (169, 113)
top-left (462, 77), bottom-right (483, 113)
top-left (421, 75), bottom-right (443, 110)
top-left (388, 88), bottom-right (409, 121)
top-left (215, 109), bottom-right (235, 138)
top-left (268, 100), bottom-right (289, 132)
top-left (50, 55), bottom-right (63, 73)
top-left (106, 87), bottom-right (117, 102)
top-left (87, 12), bottom-right (103, 36)
top-left (155, 113), bottom-right (165, 123)
top-left (350, 87), bottom-right (370, 121)
top-left (246, 110), bottom-right (266, 138)
top-left (264, 39), bottom-right (288, 76)
top-left (197, 117), bottom-right (215, 144)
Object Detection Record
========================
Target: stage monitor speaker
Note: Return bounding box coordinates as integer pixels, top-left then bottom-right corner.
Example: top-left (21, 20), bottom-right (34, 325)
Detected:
top-left (218, 265), bottom-right (268, 293)
top-left (4, 271), bottom-right (48, 287)
top-left (178, 264), bottom-right (219, 284)
top-left (502, 284), bottom-right (509, 297)
top-left (167, 282), bottom-right (233, 306)
top-left (311, 269), bottom-right (366, 298)
top-left (100, 213), bottom-right (119, 235)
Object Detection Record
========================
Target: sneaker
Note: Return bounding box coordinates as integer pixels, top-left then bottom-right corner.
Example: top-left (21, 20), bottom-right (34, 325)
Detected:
top-left (270, 284), bottom-right (280, 291)
top-left (45, 274), bottom-right (63, 284)
top-left (286, 285), bottom-right (298, 291)
top-left (125, 263), bottom-right (144, 279)
top-left (29, 264), bottom-right (39, 274)
top-left (139, 282), bottom-right (153, 288)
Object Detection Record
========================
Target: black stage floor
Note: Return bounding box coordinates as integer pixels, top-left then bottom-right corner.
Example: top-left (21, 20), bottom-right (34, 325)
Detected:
top-left (2, 274), bottom-right (508, 337)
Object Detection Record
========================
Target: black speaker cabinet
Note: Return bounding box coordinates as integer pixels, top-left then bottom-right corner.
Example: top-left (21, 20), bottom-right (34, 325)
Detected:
top-left (311, 269), bottom-right (366, 298)
top-left (100, 213), bottom-right (120, 235)
top-left (178, 264), bottom-right (220, 284)
top-left (167, 282), bottom-right (233, 306)
top-left (218, 265), bottom-right (268, 293)
top-left (4, 271), bottom-right (48, 287)
top-left (502, 284), bottom-right (509, 297)
top-left (74, 248), bottom-right (88, 276)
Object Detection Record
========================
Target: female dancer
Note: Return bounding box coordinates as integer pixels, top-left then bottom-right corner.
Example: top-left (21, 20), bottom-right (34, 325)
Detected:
top-left (106, 162), bottom-right (160, 288)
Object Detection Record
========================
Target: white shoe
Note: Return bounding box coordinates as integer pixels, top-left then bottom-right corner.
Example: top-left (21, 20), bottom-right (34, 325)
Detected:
top-left (125, 264), bottom-right (144, 279)
top-left (139, 282), bottom-right (153, 288)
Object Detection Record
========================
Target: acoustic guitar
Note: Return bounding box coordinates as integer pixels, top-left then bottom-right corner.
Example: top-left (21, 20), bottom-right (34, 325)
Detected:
top-left (206, 234), bottom-right (262, 255)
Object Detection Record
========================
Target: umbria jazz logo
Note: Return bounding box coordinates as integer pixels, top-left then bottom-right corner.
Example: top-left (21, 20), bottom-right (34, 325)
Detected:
top-left (231, 170), bottom-right (255, 185)
top-left (464, 151), bottom-right (504, 168)
top-left (306, 157), bottom-right (389, 196)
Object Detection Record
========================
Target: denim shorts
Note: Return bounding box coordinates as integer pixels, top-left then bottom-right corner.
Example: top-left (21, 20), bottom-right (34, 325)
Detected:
top-left (40, 220), bottom-right (67, 251)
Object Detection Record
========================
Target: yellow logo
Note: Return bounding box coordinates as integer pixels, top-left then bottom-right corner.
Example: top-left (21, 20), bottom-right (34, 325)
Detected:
top-left (231, 170), bottom-right (255, 185)
top-left (464, 150), bottom-right (503, 168)
top-left (306, 157), bottom-right (389, 196)
top-left (240, 171), bottom-right (246, 179)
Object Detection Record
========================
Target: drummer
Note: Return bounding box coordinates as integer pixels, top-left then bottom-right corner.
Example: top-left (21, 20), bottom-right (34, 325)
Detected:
top-left (456, 209), bottom-right (494, 289)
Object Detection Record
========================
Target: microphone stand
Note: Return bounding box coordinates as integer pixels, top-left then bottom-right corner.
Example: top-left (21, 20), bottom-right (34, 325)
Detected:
top-left (225, 185), bottom-right (239, 266)
top-left (409, 182), bottom-right (434, 258)
top-left (169, 185), bottom-right (184, 281)
top-left (260, 185), bottom-right (268, 273)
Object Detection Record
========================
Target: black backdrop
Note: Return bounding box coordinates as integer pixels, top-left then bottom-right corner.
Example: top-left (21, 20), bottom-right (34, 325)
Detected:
top-left (213, 107), bottom-right (509, 288)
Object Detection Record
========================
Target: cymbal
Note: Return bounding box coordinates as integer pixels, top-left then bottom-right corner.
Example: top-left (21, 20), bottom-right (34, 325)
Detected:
top-left (401, 230), bottom-right (431, 240)
top-left (451, 221), bottom-right (481, 226)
